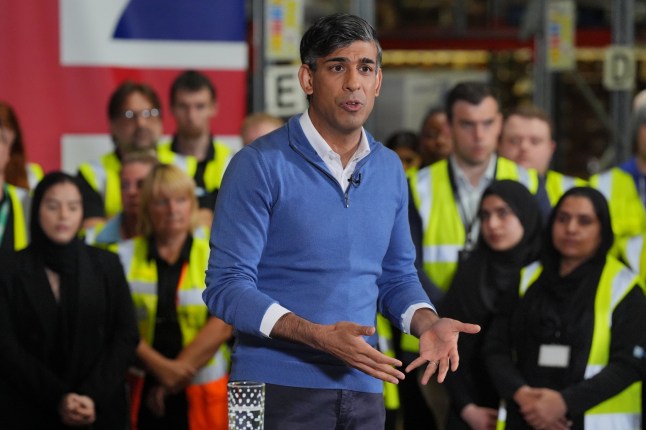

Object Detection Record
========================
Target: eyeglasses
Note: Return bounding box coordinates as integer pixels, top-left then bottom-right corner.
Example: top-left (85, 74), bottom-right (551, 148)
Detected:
top-left (121, 108), bottom-right (161, 121)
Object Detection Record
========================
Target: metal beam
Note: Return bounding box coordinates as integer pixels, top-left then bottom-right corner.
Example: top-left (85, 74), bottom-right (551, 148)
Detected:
top-left (350, 0), bottom-right (377, 133)
top-left (610, 0), bottom-right (635, 166)
top-left (533, 0), bottom-right (553, 120)
top-left (452, 0), bottom-right (468, 35)
top-left (349, 0), bottom-right (375, 26)
top-left (252, 0), bottom-right (266, 113)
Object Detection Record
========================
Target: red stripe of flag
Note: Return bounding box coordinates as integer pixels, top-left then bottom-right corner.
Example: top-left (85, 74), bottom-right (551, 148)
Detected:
top-left (0, 0), bottom-right (247, 172)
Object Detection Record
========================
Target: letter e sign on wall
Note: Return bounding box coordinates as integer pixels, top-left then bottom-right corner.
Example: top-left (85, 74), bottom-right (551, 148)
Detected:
top-left (265, 65), bottom-right (306, 117)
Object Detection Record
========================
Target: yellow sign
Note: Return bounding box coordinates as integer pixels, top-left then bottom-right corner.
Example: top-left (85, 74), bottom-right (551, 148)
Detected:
top-left (547, 0), bottom-right (576, 71)
top-left (265, 0), bottom-right (303, 61)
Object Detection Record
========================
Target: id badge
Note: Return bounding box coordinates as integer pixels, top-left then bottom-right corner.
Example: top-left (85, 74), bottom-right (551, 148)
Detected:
top-left (538, 344), bottom-right (570, 368)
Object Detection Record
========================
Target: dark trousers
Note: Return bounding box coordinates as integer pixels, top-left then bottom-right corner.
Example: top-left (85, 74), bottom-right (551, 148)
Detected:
top-left (399, 352), bottom-right (438, 430)
top-left (264, 383), bottom-right (385, 430)
top-left (138, 378), bottom-right (188, 430)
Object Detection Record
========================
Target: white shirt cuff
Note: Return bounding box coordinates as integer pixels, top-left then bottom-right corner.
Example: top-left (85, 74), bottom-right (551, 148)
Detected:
top-left (401, 303), bottom-right (436, 334)
top-left (259, 303), bottom-right (292, 338)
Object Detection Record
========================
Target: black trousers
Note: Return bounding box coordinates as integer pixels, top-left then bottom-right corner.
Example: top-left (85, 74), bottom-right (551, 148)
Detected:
top-left (264, 383), bottom-right (385, 430)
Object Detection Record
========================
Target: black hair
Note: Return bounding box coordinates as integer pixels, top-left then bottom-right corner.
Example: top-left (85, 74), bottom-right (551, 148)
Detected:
top-left (420, 105), bottom-right (446, 130)
top-left (385, 130), bottom-right (419, 152)
top-left (445, 81), bottom-right (498, 122)
top-left (300, 13), bottom-right (382, 70)
top-left (170, 70), bottom-right (217, 105)
top-left (108, 81), bottom-right (162, 121)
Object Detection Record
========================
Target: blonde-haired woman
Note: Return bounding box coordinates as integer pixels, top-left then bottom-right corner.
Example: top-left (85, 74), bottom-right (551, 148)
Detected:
top-left (117, 164), bottom-right (231, 430)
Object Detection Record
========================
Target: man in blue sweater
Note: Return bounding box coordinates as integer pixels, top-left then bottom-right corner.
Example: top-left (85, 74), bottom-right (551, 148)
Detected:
top-left (204, 13), bottom-right (480, 429)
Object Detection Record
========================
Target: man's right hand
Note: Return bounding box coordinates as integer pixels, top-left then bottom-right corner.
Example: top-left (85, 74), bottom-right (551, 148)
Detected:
top-left (315, 321), bottom-right (405, 384)
top-left (271, 314), bottom-right (404, 384)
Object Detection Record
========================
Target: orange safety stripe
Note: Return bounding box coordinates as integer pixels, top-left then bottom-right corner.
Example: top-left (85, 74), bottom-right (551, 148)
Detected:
top-left (176, 262), bottom-right (189, 307)
top-left (127, 371), bottom-right (145, 430)
top-left (186, 375), bottom-right (229, 430)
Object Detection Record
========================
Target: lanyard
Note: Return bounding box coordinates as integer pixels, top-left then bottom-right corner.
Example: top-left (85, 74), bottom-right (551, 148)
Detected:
top-left (447, 163), bottom-right (480, 252)
top-left (0, 185), bottom-right (11, 246)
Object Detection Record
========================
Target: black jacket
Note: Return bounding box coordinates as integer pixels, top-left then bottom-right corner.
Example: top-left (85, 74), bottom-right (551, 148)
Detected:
top-left (0, 245), bottom-right (139, 430)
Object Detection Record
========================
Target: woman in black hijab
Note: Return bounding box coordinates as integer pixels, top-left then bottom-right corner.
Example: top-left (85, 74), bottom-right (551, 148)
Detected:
top-left (485, 187), bottom-right (646, 430)
top-left (440, 180), bottom-right (543, 430)
top-left (0, 172), bottom-right (138, 429)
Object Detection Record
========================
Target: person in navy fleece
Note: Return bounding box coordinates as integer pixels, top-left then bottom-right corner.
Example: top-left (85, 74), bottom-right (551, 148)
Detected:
top-left (204, 13), bottom-right (480, 430)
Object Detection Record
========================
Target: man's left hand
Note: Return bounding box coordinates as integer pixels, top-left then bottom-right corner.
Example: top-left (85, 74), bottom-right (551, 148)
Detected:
top-left (405, 317), bottom-right (480, 384)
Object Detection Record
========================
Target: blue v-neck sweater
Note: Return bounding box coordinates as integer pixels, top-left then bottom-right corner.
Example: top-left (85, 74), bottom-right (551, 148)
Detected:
top-left (204, 115), bottom-right (432, 393)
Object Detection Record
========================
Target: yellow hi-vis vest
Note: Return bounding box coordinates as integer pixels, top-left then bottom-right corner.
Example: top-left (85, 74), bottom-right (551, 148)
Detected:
top-left (157, 139), bottom-right (231, 193)
top-left (620, 233), bottom-right (645, 276)
top-left (7, 184), bottom-right (29, 250)
top-left (544, 170), bottom-right (587, 207)
top-left (117, 234), bottom-right (229, 430)
top-left (78, 152), bottom-right (122, 218)
top-left (376, 314), bottom-right (400, 411)
top-left (589, 168), bottom-right (646, 239)
top-left (496, 257), bottom-right (642, 429)
top-left (415, 157), bottom-right (538, 292)
top-left (402, 157), bottom-right (538, 353)
top-left (26, 162), bottom-right (44, 190)
top-left (83, 216), bottom-right (120, 254)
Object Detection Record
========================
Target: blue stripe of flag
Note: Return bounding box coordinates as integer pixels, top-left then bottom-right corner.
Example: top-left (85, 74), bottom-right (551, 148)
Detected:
top-left (113, 0), bottom-right (245, 42)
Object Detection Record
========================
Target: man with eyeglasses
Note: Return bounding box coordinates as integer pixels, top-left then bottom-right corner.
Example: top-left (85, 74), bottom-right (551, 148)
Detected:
top-left (157, 70), bottom-right (232, 227)
top-left (77, 81), bottom-right (163, 228)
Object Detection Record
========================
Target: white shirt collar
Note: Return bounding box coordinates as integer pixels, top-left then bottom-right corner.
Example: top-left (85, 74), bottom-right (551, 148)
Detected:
top-left (299, 110), bottom-right (370, 163)
top-left (449, 153), bottom-right (497, 188)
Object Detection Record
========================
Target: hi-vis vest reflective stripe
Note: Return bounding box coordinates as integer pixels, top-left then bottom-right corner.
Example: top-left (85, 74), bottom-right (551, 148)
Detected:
top-left (620, 234), bottom-right (646, 285)
top-left (376, 314), bottom-right (400, 410)
top-left (415, 157), bottom-right (538, 292)
top-left (544, 170), bottom-right (587, 207)
top-left (26, 162), bottom-right (44, 190)
top-left (78, 152), bottom-right (122, 218)
top-left (498, 257), bottom-right (642, 429)
top-left (117, 235), bottom-right (228, 429)
top-left (8, 184), bottom-right (29, 250)
top-left (589, 168), bottom-right (646, 239)
top-left (117, 235), bottom-right (228, 377)
top-left (157, 139), bottom-right (231, 192)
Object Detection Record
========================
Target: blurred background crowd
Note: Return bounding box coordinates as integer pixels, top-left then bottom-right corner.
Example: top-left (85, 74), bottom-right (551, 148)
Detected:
top-left (2, 1), bottom-right (646, 429)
